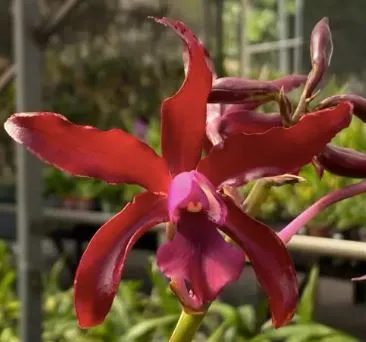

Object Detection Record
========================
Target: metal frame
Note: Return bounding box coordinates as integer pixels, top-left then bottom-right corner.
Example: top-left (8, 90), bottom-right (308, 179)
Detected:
top-left (239, 0), bottom-right (304, 76)
top-left (13, 2), bottom-right (43, 340)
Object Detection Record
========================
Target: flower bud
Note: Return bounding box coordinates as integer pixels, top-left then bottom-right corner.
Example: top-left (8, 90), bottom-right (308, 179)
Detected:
top-left (317, 144), bottom-right (366, 178)
top-left (208, 77), bottom-right (278, 104)
top-left (318, 94), bottom-right (366, 122)
top-left (306, 18), bottom-right (333, 97)
top-left (272, 74), bottom-right (307, 93)
top-left (208, 74), bottom-right (307, 105)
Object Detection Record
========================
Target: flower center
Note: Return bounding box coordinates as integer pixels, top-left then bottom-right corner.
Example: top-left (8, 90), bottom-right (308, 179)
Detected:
top-left (167, 170), bottom-right (227, 227)
top-left (186, 201), bottom-right (203, 212)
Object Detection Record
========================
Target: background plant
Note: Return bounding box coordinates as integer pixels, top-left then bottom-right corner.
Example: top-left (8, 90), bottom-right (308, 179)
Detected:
top-left (0, 241), bottom-right (357, 341)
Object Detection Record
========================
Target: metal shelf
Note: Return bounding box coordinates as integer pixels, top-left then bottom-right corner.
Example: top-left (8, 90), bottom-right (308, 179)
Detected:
top-left (2, 203), bottom-right (366, 260)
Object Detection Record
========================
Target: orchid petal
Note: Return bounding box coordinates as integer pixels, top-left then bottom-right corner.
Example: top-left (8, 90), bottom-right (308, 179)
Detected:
top-left (208, 77), bottom-right (278, 104)
top-left (220, 106), bottom-right (282, 135)
top-left (74, 192), bottom-right (168, 328)
top-left (317, 144), bottom-right (366, 178)
top-left (220, 196), bottom-right (298, 327)
top-left (168, 171), bottom-right (227, 225)
top-left (271, 74), bottom-right (307, 92)
top-left (154, 17), bottom-right (212, 174)
top-left (157, 212), bottom-right (244, 311)
top-left (318, 94), bottom-right (366, 122)
top-left (197, 102), bottom-right (352, 187)
top-left (278, 180), bottom-right (366, 243)
top-left (5, 112), bottom-right (171, 193)
top-left (207, 74), bottom-right (306, 105)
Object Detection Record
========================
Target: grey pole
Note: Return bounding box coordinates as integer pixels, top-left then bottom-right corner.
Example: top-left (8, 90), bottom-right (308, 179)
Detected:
top-left (13, 0), bottom-right (43, 341)
top-left (201, 0), bottom-right (211, 48)
top-left (294, 0), bottom-right (304, 73)
top-left (278, 0), bottom-right (289, 74)
top-left (239, 0), bottom-right (250, 77)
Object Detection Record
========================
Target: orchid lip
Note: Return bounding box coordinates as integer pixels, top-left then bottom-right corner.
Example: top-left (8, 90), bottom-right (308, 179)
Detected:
top-left (167, 170), bottom-right (227, 225)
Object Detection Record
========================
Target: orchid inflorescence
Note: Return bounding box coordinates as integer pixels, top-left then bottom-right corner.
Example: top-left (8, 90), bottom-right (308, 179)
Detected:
top-left (4, 15), bottom-right (366, 340)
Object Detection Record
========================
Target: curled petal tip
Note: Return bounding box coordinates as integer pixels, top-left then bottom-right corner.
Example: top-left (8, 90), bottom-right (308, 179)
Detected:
top-left (158, 17), bottom-right (212, 174)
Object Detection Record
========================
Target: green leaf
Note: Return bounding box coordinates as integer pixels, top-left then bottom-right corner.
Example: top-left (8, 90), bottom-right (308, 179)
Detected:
top-left (237, 305), bottom-right (256, 336)
top-left (122, 314), bottom-right (179, 341)
top-left (209, 302), bottom-right (238, 323)
top-left (45, 258), bottom-right (65, 294)
top-left (297, 265), bottom-right (319, 322)
top-left (148, 258), bottom-right (179, 314)
top-left (261, 323), bottom-right (333, 340)
top-left (320, 333), bottom-right (358, 342)
top-left (206, 319), bottom-right (231, 342)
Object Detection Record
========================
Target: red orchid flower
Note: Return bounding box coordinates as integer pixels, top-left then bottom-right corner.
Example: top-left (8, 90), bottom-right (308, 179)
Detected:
top-left (4, 17), bottom-right (352, 329)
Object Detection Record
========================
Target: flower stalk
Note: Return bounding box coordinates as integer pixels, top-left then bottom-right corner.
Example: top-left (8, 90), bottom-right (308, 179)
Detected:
top-left (169, 311), bottom-right (206, 342)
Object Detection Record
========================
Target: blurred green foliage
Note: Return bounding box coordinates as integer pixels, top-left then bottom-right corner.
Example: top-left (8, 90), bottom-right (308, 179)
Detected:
top-left (0, 241), bottom-right (357, 341)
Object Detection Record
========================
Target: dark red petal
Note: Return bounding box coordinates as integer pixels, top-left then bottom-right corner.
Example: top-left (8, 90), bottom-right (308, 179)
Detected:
top-left (220, 196), bottom-right (298, 327)
top-left (271, 74), bottom-right (307, 92)
top-left (318, 94), bottom-right (366, 122)
top-left (157, 212), bottom-right (244, 310)
top-left (197, 102), bottom-right (352, 187)
top-left (317, 144), bottom-right (366, 178)
top-left (74, 192), bottom-right (168, 328)
top-left (208, 77), bottom-right (278, 104)
top-left (207, 74), bottom-right (306, 105)
top-left (154, 17), bottom-right (212, 174)
top-left (4, 113), bottom-right (171, 193)
top-left (220, 106), bottom-right (282, 135)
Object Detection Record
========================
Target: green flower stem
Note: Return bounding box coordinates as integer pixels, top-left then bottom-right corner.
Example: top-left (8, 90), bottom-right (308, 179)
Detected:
top-left (169, 311), bottom-right (206, 342)
top-left (169, 179), bottom-right (271, 342)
